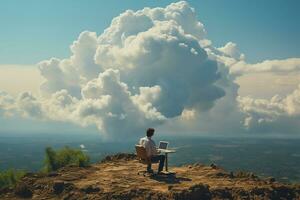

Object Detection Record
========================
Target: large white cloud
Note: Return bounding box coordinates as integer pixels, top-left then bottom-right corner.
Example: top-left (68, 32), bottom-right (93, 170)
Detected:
top-left (230, 58), bottom-right (300, 76)
top-left (96, 19), bottom-right (224, 117)
top-left (80, 69), bottom-right (166, 137)
top-left (24, 1), bottom-right (225, 138)
top-left (209, 41), bottom-right (300, 76)
top-left (38, 31), bottom-right (101, 97)
top-left (238, 85), bottom-right (300, 134)
top-left (0, 91), bottom-right (15, 117)
top-left (1, 1), bottom-right (300, 137)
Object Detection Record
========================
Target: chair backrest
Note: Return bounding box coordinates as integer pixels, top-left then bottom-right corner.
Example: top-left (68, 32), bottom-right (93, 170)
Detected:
top-left (135, 145), bottom-right (148, 160)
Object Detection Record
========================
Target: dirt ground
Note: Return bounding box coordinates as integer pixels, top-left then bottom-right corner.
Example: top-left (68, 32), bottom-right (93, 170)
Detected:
top-left (1, 153), bottom-right (299, 200)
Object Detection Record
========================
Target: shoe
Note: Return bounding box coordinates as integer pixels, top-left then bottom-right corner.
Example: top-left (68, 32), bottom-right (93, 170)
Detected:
top-left (147, 169), bottom-right (154, 174)
top-left (157, 171), bottom-right (165, 175)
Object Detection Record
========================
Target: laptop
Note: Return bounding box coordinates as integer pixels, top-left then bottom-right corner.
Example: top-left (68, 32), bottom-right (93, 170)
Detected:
top-left (158, 141), bottom-right (169, 151)
top-left (157, 141), bottom-right (176, 154)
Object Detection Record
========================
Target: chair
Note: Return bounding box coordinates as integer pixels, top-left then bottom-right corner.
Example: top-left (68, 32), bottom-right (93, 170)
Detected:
top-left (135, 145), bottom-right (158, 175)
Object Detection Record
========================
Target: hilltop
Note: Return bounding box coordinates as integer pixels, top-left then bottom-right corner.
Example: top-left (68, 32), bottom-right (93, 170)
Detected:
top-left (1, 153), bottom-right (299, 200)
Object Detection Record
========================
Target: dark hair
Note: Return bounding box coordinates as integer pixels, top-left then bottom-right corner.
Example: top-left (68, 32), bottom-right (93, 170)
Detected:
top-left (146, 128), bottom-right (155, 137)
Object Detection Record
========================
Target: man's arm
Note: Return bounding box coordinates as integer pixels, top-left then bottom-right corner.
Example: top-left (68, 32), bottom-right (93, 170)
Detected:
top-left (139, 138), bottom-right (143, 146)
top-left (150, 140), bottom-right (160, 155)
top-left (144, 141), bottom-right (152, 158)
top-left (153, 141), bottom-right (161, 154)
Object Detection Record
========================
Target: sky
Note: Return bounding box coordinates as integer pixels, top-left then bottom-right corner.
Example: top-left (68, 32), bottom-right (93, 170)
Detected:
top-left (0, 0), bottom-right (299, 64)
top-left (0, 0), bottom-right (300, 138)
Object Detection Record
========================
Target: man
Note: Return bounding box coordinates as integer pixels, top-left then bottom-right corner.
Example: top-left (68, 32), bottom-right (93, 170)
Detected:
top-left (139, 128), bottom-right (165, 173)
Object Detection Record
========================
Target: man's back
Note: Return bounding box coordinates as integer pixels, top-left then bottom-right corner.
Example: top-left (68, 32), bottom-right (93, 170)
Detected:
top-left (139, 136), bottom-right (157, 157)
top-left (139, 136), bottom-right (148, 147)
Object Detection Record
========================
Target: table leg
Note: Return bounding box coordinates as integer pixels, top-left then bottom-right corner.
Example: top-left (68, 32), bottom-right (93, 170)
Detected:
top-left (165, 153), bottom-right (168, 171)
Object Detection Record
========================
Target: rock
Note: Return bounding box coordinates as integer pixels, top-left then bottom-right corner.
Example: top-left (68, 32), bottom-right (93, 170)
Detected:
top-left (210, 163), bottom-right (217, 169)
top-left (53, 181), bottom-right (65, 194)
top-left (271, 185), bottom-right (296, 199)
top-left (211, 187), bottom-right (232, 199)
top-left (48, 172), bottom-right (59, 177)
top-left (172, 184), bottom-right (211, 200)
top-left (80, 185), bottom-right (101, 193)
top-left (250, 187), bottom-right (267, 196)
top-left (14, 183), bottom-right (33, 198)
top-left (0, 187), bottom-right (12, 195)
top-left (233, 188), bottom-right (249, 198)
top-left (267, 177), bottom-right (276, 183)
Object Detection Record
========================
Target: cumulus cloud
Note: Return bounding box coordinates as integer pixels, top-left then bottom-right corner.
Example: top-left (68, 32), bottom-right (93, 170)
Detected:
top-left (209, 42), bottom-right (300, 77)
top-left (238, 85), bottom-right (300, 133)
top-left (38, 31), bottom-right (101, 97)
top-left (0, 91), bottom-right (15, 117)
top-left (1, 1), bottom-right (300, 137)
top-left (23, 1), bottom-right (225, 138)
top-left (218, 42), bottom-right (245, 61)
top-left (38, 58), bottom-right (82, 97)
top-left (97, 19), bottom-right (224, 117)
top-left (79, 69), bottom-right (166, 137)
top-left (17, 92), bottom-right (44, 118)
top-left (230, 58), bottom-right (300, 76)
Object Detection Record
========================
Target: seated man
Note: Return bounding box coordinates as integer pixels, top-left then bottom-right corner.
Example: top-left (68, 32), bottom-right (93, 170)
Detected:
top-left (139, 128), bottom-right (165, 173)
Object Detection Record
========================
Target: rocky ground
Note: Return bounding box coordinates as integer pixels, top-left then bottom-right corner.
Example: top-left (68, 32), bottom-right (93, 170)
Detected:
top-left (1, 153), bottom-right (299, 200)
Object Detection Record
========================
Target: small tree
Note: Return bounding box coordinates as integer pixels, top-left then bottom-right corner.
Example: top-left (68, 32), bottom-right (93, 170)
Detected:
top-left (44, 147), bottom-right (58, 171)
top-left (0, 169), bottom-right (26, 189)
top-left (43, 146), bottom-right (90, 172)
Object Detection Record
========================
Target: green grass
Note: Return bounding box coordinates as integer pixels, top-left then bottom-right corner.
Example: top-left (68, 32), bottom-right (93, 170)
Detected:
top-left (43, 146), bottom-right (90, 172)
top-left (0, 169), bottom-right (26, 189)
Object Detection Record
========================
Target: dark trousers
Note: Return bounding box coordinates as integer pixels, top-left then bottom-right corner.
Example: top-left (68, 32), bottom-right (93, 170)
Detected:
top-left (147, 154), bottom-right (165, 172)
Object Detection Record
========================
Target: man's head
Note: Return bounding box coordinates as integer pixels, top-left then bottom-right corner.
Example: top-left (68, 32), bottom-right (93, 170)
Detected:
top-left (146, 128), bottom-right (155, 137)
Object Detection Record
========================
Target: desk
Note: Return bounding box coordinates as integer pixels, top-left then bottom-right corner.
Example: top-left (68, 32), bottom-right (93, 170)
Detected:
top-left (159, 149), bottom-right (176, 172)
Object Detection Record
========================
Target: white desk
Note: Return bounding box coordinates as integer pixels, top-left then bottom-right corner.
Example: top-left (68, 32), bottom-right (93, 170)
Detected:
top-left (159, 149), bottom-right (176, 172)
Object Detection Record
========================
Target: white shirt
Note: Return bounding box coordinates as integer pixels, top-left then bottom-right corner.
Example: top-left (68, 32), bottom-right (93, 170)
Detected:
top-left (139, 136), bottom-right (158, 157)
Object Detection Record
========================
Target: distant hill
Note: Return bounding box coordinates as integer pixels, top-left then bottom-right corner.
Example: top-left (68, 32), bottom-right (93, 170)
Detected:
top-left (1, 153), bottom-right (299, 200)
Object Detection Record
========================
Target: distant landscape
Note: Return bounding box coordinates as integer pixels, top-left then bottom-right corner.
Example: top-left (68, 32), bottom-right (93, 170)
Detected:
top-left (1, 132), bottom-right (299, 183)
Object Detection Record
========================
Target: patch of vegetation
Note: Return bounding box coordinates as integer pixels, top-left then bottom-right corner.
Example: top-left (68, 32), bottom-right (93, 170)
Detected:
top-left (235, 171), bottom-right (256, 179)
top-left (43, 146), bottom-right (90, 172)
top-left (0, 169), bottom-right (26, 189)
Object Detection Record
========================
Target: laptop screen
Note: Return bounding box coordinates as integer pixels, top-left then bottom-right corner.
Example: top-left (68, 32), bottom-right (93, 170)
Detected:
top-left (159, 141), bottom-right (168, 149)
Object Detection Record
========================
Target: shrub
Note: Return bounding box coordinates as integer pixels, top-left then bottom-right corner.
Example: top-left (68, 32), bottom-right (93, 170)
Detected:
top-left (43, 146), bottom-right (90, 172)
top-left (0, 169), bottom-right (26, 189)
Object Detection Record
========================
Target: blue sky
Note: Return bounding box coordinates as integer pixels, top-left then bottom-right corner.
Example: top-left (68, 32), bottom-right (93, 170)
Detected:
top-left (0, 0), bottom-right (299, 65)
